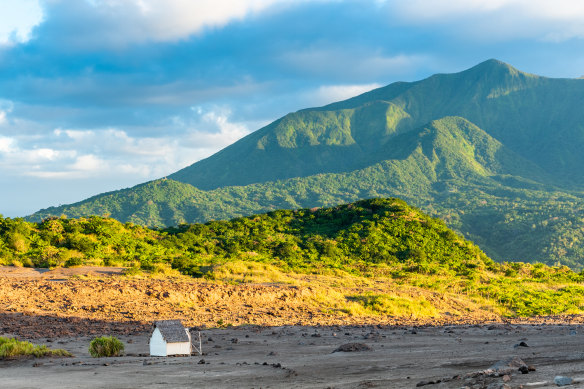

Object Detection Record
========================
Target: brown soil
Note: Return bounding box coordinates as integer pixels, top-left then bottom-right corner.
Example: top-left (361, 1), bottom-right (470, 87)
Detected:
top-left (3, 266), bottom-right (584, 388)
top-left (2, 266), bottom-right (584, 338)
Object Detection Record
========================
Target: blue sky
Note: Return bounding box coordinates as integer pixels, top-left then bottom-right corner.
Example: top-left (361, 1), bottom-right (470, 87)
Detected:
top-left (2, 0), bottom-right (584, 217)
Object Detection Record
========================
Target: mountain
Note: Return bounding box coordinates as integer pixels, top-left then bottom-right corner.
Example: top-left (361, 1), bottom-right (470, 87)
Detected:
top-left (29, 59), bottom-right (584, 268)
top-left (170, 59), bottom-right (583, 190)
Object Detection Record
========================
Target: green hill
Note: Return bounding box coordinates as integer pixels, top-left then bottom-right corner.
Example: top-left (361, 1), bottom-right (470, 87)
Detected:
top-left (29, 60), bottom-right (584, 268)
top-left (9, 198), bottom-right (584, 318)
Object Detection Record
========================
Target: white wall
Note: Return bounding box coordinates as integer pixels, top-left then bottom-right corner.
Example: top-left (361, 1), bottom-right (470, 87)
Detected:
top-left (150, 328), bottom-right (167, 356)
top-left (166, 339), bottom-right (191, 356)
top-left (149, 327), bottom-right (192, 356)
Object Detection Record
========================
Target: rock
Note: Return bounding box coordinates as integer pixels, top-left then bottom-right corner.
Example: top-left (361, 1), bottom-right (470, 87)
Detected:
top-left (198, 359), bottom-right (206, 365)
top-left (514, 341), bottom-right (529, 348)
top-left (502, 375), bottom-right (511, 382)
top-left (489, 356), bottom-right (528, 372)
top-left (554, 376), bottom-right (573, 386)
top-left (332, 343), bottom-right (372, 353)
top-left (518, 365), bottom-right (529, 374)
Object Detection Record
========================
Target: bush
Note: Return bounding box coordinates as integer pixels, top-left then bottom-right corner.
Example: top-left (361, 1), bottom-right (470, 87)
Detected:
top-left (88, 336), bottom-right (124, 357)
top-left (0, 337), bottom-right (72, 359)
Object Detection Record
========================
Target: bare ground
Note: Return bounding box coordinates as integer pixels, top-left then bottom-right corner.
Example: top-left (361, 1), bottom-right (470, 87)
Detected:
top-left (3, 267), bottom-right (584, 388)
top-left (4, 323), bottom-right (584, 388)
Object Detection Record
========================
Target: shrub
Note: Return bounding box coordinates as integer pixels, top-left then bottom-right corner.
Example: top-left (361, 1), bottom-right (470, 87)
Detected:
top-left (0, 337), bottom-right (72, 359)
top-left (88, 336), bottom-right (124, 357)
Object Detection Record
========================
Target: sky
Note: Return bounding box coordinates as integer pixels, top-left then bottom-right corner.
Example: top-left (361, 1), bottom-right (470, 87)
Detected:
top-left (2, 0), bottom-right (584, 217)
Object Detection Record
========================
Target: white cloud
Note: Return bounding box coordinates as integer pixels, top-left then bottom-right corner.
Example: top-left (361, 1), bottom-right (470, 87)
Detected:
top-left (0, 100), bottom-right (14, 125)
top-left (185, 106), bottom-right (251, 149)
top-left (0, 0), bottom-right (43, 45)
top-left (0, 136), bottom-right (17, 153)
top-left (2, 106), bottom-right (253, 182)
top-left (70, 154), bottom-right (102, 171)
top-left (45, 0), bottom-right (307, 46)
top-left (392, 0), bottom-right (584, 41)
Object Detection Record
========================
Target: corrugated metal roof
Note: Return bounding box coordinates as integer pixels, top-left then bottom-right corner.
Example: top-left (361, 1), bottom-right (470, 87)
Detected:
top-left (154, 320), bottom-right (190, 343)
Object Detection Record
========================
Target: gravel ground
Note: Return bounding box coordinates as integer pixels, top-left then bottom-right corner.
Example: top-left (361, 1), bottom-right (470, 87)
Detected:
top-left (3, 323), bottom-right (584, 388)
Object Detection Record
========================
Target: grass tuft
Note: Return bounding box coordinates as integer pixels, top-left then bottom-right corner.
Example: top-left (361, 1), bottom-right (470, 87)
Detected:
top-left (0, 337), bottom-right (72, 359)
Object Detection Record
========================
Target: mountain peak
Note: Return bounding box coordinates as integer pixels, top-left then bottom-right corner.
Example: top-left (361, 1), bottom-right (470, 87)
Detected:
top-left (463, 58), bottom-right (532, 79)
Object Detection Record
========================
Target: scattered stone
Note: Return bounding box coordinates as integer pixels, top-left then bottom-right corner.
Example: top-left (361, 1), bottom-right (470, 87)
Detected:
top-left (332, 343), bottom-right (372, 353)
top-left (514, 341), bottom-right (529, 348)
top-left (554, 376), bottom-right (572, 386)
top-left (198, 359), bottom-right (206, 365)
top-left (489, 357), bottom-right (528, 373)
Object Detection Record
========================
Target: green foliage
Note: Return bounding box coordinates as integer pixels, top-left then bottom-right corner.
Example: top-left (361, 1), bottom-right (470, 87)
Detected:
top-left (8, 197), bottom-right (584, 318)
top-left (0, 337), bottom-right (72, 359)
top-left (2, 198), bottom-right (493, 277)
top-left (27, 114), bottom-right (584, 268)
top-left (88, 336), bottom-right (125, 358)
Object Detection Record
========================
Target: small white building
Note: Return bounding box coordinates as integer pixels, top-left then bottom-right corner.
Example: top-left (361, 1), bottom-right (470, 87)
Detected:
top-left (149, 320), bottom-right (192, 357)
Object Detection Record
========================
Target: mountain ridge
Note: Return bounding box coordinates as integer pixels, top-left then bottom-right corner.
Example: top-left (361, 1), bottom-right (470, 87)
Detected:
top-left (29, 59), bottom-right (584, 267)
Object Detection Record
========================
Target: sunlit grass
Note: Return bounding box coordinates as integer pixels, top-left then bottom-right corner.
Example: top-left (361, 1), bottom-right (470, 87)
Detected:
top-left (0, 337), bottom-right (72, 359)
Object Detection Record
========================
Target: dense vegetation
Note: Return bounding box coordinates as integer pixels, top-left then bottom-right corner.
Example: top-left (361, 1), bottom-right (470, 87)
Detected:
top-left (8, 198), bottom-right (584, 317)
top-left (8, 198), bottom-right (492, 276)
top-left (28, 60), bottom-right (584, 267)
top-left (30, 118), bottom-right (584, 268)
top-left (89, 336), bottom-right (124, 358)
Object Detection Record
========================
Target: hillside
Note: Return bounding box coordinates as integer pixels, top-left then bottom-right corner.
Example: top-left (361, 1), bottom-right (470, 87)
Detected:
top-left (170, 59), bottom-right (583, 190)
top-left (6, 198), bottom-right (584, 321)
top-left (7, 198), bottom-right (492, 275)
top-left (29, 60), bottom-right (584, 267)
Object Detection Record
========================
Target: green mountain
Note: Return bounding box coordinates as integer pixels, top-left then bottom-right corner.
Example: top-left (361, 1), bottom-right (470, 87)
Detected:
top-left (29, 60), bottom-right (584, 268)
top-left (170, 59), bottom-right (583, 189)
